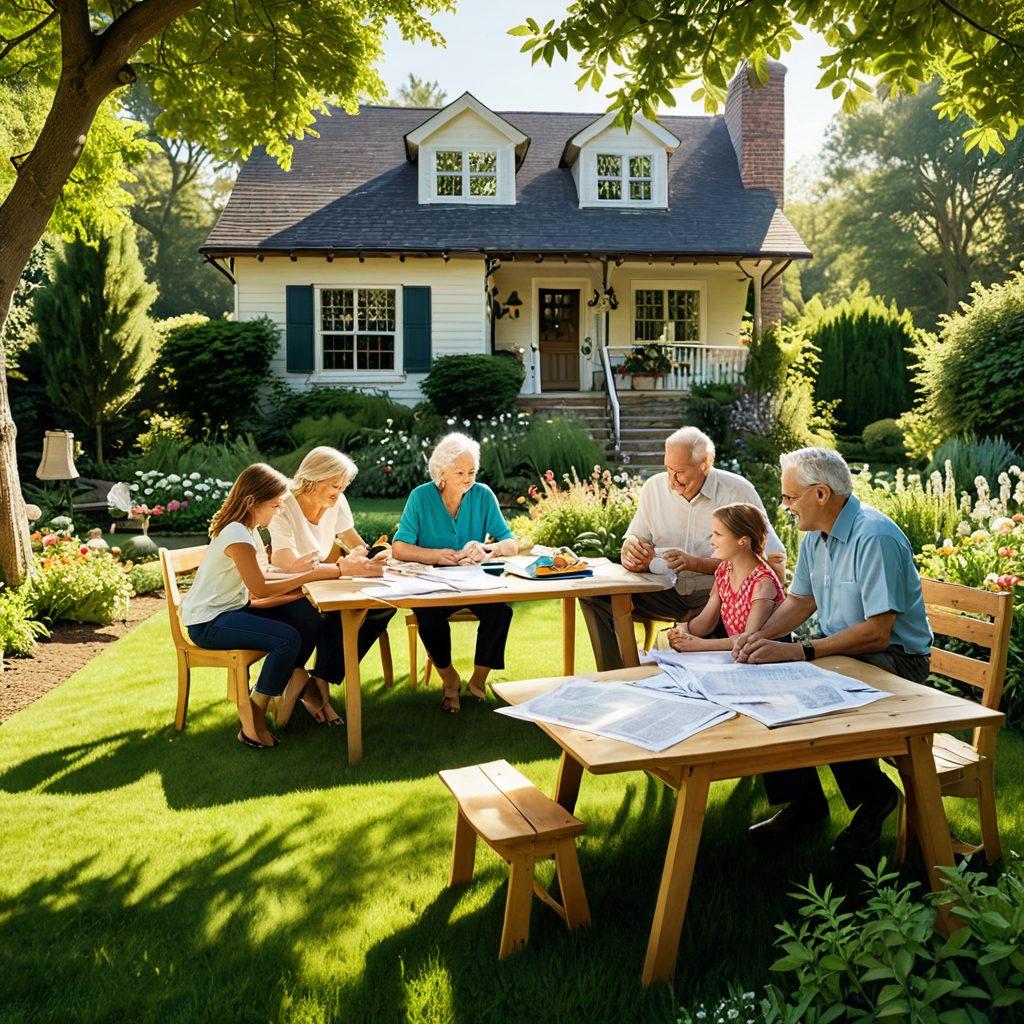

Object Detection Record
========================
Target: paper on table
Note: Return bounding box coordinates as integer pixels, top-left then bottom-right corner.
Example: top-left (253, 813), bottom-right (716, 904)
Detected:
top-left (372, 573), bottom-right (456, 598)
top-left (415, 566), bottom-right (508, 592)
top-left (496, 680), bottom-right (734, 752)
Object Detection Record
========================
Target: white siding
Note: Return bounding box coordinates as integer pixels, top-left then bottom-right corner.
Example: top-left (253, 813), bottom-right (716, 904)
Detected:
top-left (416, 110), bottom-right (517, 205)
top-left (492, 260), bottom-right (750, 391)
top-left (235, 256), bottom-right (489, 405)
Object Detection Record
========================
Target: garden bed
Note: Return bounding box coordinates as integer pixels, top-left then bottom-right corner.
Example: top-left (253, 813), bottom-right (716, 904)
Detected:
top-left (0, 594), bottom-right (165, 725)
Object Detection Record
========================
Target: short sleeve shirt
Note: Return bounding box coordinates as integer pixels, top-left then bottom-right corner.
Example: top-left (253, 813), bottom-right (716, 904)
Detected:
top-left (790, 494), bottom-right (933, 656)
top-left (627, 468), bottom-right (787, 596)
top-left (181, 521), bottom-right (258, 627)
top-left (268, 491), bottom-right (355, 562)
top-left (393, 482), bottom-right (513, 551)
top-left (715, 560), bottom-right (784, 637)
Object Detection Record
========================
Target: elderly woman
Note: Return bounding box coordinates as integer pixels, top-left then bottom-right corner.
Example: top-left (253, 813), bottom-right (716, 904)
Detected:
top-left (268, 446), bottom-right (392, 725)
top-left (391, 432), bottom-right (518, 712)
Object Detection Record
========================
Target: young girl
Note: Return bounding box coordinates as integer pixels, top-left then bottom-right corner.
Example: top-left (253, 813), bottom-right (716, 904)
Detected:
top-left (666, 502), bottom-right (785, 652)
top-left (181, 464), bottom-right (346, 749)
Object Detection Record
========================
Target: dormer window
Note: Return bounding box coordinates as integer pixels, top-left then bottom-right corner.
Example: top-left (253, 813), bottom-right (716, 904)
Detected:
top-left (434, 150), bottom-right (498, 199)
top-left (596, 154), bottom-right (653, 202)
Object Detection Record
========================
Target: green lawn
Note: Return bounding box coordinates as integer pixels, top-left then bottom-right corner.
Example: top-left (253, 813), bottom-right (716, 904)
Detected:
top-left (2, 603), bottom-right (1022, 1024)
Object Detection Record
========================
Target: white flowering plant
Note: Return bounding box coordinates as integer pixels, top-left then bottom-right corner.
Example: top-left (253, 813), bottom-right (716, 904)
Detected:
top-left (678, 987), bottom-right (760, 1024)
top-left (121, 470), bottom-right (232, 534)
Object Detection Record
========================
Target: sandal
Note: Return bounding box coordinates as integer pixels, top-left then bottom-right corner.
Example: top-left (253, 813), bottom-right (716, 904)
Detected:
top-left (237, 729), bottom-right (279, 750)
top-left (441, 683), bottom-right (461, 714)
top-left (466, 682), bottom-right (488, 702)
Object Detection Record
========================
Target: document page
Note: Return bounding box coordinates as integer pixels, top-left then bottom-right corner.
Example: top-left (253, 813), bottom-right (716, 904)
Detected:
top-left (415, 566), bottom-right (508, 592)
top-left (496, 680), bottom-right (734, 751)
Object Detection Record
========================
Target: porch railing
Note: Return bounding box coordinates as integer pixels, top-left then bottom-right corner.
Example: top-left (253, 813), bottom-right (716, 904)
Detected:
top-left (599, 343), bottom-right (621, 454)
top-left (606, 343), bottom-right (747, 390)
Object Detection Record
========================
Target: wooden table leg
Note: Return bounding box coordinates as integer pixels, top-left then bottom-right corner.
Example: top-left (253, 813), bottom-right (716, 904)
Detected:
top-left (610, 593), bottom-right (639, 668)
top-left (341, 608), bottom-right (368, 767)
top-left (554, 751), bottom-right (585, 814)
top-left (893, 733), bottom-right (957, 934)
top-left (642, 765), bottom-right (711, 986)
top-left (562, 597), bottom-right (576, 676)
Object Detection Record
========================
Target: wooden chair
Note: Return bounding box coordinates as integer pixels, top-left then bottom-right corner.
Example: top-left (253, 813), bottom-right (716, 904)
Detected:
top-left (633, 613), bottom-right (675, 652)
top-left (895, 578), bottom-right (1015, 864)
top-left (439, 759), bottom-right (590, 958)
top-left (404, 609), bottom-right (478, 688)
top-left (159, 546), bottom-right (265, 737)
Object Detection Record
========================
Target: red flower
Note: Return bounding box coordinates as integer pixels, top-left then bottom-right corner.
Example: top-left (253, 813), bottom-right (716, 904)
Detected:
top-left (80, 545), bottom-right (89, 555)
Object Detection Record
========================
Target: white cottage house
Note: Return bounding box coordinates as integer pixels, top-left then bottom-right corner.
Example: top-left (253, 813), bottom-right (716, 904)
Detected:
top-left (202, 62), bottom-right (809, 408)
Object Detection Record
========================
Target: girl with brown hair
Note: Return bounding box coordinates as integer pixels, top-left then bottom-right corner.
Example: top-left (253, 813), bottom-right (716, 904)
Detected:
top-left (666, 502), bottom-right (785, 652)
top-left (180, 464), bottom-right (347, 749)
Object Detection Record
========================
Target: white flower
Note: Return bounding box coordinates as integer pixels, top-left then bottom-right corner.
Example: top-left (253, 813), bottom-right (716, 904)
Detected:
top-left (190, 471), bottom-right (201, 480)
top-left (107, 481), bottom-right (134, 514)
top-left (992, 516), bottom-right (1015, 535)
top-left (184, 490), bottom-right (194, 498)
top-left (144, 487), bottom-right (153, 496)
top-left (957, 521), bottom-right (971, 536)
top-left (195, 495), bottom-right (203, 502)
top-left (130, 483), bottom-right (139, 492)
top-left (167, 473), bottom-right (180, 483)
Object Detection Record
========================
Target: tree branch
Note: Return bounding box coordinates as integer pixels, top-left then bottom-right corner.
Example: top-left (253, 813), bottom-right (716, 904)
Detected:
top-left (95, 0), bottom-right (204, 76)
top-left (0, 9), bottom-right (57, 63)
top-left (935, 0), bottom-right (1024, 62)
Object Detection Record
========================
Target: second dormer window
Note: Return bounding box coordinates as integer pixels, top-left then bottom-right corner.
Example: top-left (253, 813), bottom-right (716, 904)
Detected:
top-left (596, 153), bottom-right (653, 202)
top-left (434, 150), bottom-right (498, 199)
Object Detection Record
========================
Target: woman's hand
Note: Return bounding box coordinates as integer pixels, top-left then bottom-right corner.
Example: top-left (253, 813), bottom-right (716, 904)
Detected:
top-left (433, 548), bottom-right (461, 566)
top-left (310, 562), bottom-right (343, 581)
top-left (340, 553), bottom-right (386, 578)
top-left (668, 630), bottom-right (704, 653)
top-left (458, 540), bottom-right (491, 564)
top-left (292, 551), bottom-right (319, 572)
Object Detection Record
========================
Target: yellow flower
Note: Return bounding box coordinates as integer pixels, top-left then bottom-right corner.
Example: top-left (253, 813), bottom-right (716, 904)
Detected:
top-left (971, 529), bottom-right (990, 542)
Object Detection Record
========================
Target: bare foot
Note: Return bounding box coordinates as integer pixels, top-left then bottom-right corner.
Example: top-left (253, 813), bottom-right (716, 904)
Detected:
top-left (274, 670), bottom-right (310, 727)
top-left (441, 682), bottom-right (461, 713)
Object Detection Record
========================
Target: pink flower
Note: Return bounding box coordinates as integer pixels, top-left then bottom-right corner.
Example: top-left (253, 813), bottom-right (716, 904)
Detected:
top-left (42, 535), bottom-right (58, 547)
top-left (167, 499), bottom-right (181, 513)
top-left (999, 547), bottom-right (1017, 558)
top-left (152, 505), bottom-right (165, 517)
top-left (528, 485), bottom-right (538, 498)
top-left (181, 500), bottom-right (189, 508)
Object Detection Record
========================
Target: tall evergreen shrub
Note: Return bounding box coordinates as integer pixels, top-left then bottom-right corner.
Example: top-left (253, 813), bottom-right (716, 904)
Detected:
top-left (802, 294), bottom-right (920, 435)
top-left (34, 223), bottom-right (157, 464)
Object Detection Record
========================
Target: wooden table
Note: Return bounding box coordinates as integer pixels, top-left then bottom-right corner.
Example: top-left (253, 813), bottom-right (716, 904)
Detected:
top-left (492, 658), bottom-right (1004, 986)
top-left (304, 562), bottom-right (670, 766)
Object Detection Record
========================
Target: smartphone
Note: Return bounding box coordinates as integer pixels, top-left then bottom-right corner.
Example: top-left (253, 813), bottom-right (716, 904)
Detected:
top-left (367, 544), bottom-right (389, 558)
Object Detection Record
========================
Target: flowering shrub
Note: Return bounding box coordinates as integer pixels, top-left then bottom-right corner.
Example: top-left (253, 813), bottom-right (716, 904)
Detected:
top-left (0, 583), bottom-right (48, 659)
top-left (25, 536), bottom-right (133, 626)
top-left (619, 343), bottom-right (673, 376)
top-left (513, 467), bottom-right (640, 554)
top-left (678, 988), bottom-right (759, 1024)
top-left (349, 423), bottom-right (431, 499)
top-left (126, 470), bottom-right (230, 534)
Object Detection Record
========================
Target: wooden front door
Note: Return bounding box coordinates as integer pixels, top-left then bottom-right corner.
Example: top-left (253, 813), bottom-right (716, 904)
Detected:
top-left (539, 289), bottom-right (580, 390)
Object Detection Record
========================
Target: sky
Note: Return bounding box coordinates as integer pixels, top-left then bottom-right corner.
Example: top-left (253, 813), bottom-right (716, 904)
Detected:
top-left (379, 0), bottom-right (841, 175)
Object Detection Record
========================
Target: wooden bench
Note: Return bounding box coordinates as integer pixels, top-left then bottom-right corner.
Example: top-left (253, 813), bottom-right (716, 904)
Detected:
top-left (439, 759), bottom-right (590, 958)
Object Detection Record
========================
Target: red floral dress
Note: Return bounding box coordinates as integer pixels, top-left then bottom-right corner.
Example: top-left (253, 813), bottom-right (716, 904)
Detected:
top-left (715, 561), bottom-right (785, 637)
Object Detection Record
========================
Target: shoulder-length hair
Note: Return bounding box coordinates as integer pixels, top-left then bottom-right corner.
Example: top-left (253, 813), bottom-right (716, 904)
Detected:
top-left (291, 446), bottom-right (358, 497)
top-left (209, 463), bottom-right (289, 537)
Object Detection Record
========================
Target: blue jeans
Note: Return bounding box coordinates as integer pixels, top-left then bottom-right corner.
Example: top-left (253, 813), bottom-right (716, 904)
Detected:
top-left (187, 607), bottom-right (306, 697)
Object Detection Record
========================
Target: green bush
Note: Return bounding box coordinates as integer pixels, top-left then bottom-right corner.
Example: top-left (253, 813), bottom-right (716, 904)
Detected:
top-left (743, 323), bottom-right (808, 397)
top-left (155, 317), bottom-right (279, 434)
top-left (687, 384), bottom-right (741, 458)
top-left (420, 354), bottom-right (525, 419)
top-left (762, 858), bottom-right (1024, 1023)
top-left (27, 542), bottom-right (133, 626)
top-left (801, 293), bottom-right (921, 435)
top-left (127, 561), bottom-right (164, 595)
top-left (927, 435), bottom-right (1022, 494)
top-left (518, 418), bottom-right (603, 482)
top-left (861, 418), bottom-right (905, 462)
top-left (915, 266), bottom-right (1024, 441)
top-left (854, 466), bottom-right (963, 553)
top-left (0, 584), bottom-right (48, 658)
top-left (352, 511), bottom-right (403, 542)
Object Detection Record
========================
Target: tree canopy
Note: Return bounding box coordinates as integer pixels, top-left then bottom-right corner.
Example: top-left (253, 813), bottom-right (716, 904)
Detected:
top-left (513, 1), bottom-right (1024, 152)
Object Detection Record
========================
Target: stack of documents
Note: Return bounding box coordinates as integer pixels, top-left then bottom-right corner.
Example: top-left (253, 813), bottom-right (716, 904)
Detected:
top-left (413, 566), bottom-right (508, 592)
top-left (496, 679), bottom-right (734, 751)
top-left (636, 650), bottom-right (891, 727)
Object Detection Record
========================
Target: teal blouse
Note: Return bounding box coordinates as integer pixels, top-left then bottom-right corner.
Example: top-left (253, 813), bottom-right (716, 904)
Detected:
top-left (394, 482), bottom-right (513, 551)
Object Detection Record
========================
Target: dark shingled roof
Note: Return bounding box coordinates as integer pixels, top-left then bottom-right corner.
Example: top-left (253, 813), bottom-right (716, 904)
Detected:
top-left (203, 106), bottom-right (810, 259)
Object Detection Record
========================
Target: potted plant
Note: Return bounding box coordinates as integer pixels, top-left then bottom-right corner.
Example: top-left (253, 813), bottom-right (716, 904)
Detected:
top-left (618, 344), bottom-right (673, 389)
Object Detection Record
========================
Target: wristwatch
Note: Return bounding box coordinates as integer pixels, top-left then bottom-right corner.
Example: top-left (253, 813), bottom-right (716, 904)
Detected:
top-left (801, 641), bottom-right (816, 661)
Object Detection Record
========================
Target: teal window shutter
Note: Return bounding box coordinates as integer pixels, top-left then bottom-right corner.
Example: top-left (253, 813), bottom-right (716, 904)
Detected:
top-left (403, 285), bottom-right (432, 373)
top-left (285, 285), bottom-right (315, 373)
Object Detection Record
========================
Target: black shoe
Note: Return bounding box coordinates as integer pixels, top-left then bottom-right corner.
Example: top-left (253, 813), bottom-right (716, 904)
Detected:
top-left (747, 797), bottom-right (830, 843)
top-left (832, 783), bottom-right (900, 855)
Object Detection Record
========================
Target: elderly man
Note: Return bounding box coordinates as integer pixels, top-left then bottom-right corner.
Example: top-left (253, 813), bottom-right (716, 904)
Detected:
top-left (734, 447), bottom-right (933, 854)
top-left (580, 426), bottom-right (787, 671)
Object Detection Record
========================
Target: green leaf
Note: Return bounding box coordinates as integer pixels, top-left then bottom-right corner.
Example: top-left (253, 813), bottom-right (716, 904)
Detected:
top-left (507, 24), bottom-right (533, 37)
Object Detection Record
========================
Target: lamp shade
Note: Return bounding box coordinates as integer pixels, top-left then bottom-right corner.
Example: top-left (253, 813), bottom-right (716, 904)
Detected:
top-left (36, 430), bottom-right (79, 481)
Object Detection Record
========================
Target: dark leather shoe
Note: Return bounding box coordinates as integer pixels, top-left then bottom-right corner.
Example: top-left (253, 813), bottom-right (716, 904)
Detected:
top-left (832, 782), bottom-right (900, 855)
top-left (747, 798), bottom-right (830, 843)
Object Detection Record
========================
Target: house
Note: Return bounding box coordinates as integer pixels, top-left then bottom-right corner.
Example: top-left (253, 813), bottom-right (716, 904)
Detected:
top-left (201, 62), bottom-right (809, 405)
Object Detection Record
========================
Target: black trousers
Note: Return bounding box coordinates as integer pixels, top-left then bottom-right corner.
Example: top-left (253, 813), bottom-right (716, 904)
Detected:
top-left (252, 599), bottom-right (394, 685)
top-left (762, 645), bottom-right (932, 810)
top-left (414, 602), bottom-right (513, 670)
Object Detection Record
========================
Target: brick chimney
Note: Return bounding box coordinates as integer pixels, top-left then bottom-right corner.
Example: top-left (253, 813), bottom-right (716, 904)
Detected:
top-left (725, 60), bottom-right (786, 325)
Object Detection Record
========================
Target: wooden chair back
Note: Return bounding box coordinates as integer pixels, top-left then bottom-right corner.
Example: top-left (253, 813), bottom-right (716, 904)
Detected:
top-left (159, 545), bottom-right (209, 651)
top-left (921, 577), bottom-right (1014, 758)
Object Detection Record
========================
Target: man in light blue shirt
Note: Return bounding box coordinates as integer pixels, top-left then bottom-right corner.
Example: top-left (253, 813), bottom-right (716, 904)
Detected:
top-left (732, 447), bottom-right (933, 854)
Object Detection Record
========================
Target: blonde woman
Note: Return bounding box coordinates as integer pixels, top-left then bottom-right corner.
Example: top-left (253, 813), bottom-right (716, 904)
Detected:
top-left (391, 433), bottom-right (518, 713)
top-left (268, 446), bottom-right (391, 724)
top-left (181, 464), bottom-right (347, 749)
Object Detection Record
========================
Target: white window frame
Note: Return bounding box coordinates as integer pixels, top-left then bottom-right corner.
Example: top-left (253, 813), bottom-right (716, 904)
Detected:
top-left (630, 281), bottom-right (706, 345)
top-left (594, 150), bottom-right (656, 206)
top-left (314, 285), bottom-right (404, 382)
top-left (431, 148), bottom-right (499, 203)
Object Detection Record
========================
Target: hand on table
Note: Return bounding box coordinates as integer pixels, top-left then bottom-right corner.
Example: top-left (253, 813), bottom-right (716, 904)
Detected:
top-left (292, 551), bottom-right (319, 572)
top-left (667, 624), bottom-right (704, 652)
top-left (734, 636), bottom-right (803, 664)
top-left (621, 536), bottom-right (654, 572)
top-left (432, 548), bottom-right (461, 566)
top-left (458, 540), bottom-right (492, 564)
top-left (340, 553), bottom-right (385, 578)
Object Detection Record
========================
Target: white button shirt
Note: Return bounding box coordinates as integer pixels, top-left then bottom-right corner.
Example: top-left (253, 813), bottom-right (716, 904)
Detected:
top-left (626, 468), bottom-right (786, 596)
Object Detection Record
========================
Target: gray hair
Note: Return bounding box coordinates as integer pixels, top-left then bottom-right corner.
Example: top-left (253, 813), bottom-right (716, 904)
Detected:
top-left (665, 426), bottom-right (716, 466)
top-left (428, 432), bottom-right (480, 485)
top-left (780, 447), bottom-right (853, 497)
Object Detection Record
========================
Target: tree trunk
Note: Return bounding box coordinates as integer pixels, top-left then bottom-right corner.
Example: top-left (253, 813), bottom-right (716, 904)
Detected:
top-left (95, 421), bottom-right (104, 467)
top-left (0, 72), bottom-right (110, 586)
